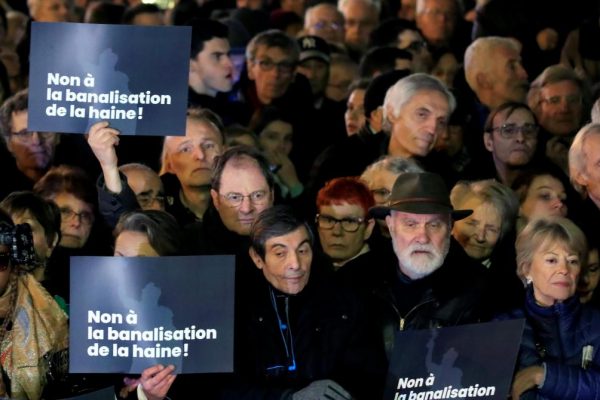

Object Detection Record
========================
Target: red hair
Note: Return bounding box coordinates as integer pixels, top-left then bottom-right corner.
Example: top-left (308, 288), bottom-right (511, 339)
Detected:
top-left (316, 177), bottom-right (375, 215)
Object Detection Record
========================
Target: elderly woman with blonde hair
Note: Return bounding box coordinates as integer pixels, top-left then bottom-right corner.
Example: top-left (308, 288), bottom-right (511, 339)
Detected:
top-left (500, 216), bottom-right (600, 399)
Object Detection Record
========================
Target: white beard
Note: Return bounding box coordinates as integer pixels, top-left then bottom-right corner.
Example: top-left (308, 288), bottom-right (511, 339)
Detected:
top-left (393, 237), bottom-right (450, 280)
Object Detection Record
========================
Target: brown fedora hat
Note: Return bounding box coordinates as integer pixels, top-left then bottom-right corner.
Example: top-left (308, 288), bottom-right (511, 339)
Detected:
top-left (369, 172), bottom-right (472, 220)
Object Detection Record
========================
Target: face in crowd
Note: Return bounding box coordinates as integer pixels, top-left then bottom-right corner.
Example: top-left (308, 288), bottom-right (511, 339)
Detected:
top-left (189, 37), bottom-right (234, 96)
top-left (484, 107), bottom-right (538, 169)
top-left (525, 238), bottom-right (580, 307)
top-left (258, 120), bottom-right (293, 156)
top-left (537, 80), bottom-right (583, 136)
top-left (452, 197), bottom-right (501, 261)
top-left (519, 174), bottom-right (567, 221)
top-left (122, 167), bottom-right (165, 211)
top-left (248, 45), bottom-right (297, 105)
top-left (297, 58), bottom-right (329, 98)
top-left (163, 117), bottom-right (224, 189)
top-left (386, 211), bottom-right (451, 279)
top-left (573, 132), bottom-right (600, 205)
top-left (340, 0), bottom-right (378, 51)
top-left (305, 4), bottom-right (345, 44)
top-left (344, 87), bottom-right (366, 136)
top-left (53, 192), bottom-right (95, 249)
top-left (317, 201), bottom-right (374, 264)
top-left (387, 89), bottom-right (450, 158)
top-left (250, 225), bottom-right (312, 295)
top-left (7, 110), bottom-right (59, 180)
top-left (415, 0), bottom-right (458, 47)
top-left (488, 45), bottom-right (529, 106)
top-left (211, 156), bottom-right (274, 236)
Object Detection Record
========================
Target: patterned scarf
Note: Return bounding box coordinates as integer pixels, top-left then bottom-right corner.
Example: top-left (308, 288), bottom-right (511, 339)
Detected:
top-left (0, 273), bottom-right (69, 399)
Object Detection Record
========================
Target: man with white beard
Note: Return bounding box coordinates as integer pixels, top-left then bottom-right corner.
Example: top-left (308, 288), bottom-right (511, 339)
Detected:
top-left (369, 172), bottom-right (489, 359)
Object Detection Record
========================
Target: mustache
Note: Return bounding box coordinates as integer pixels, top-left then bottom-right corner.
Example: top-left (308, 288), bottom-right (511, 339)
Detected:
top-left (407, 244), bottom-right (439, 255)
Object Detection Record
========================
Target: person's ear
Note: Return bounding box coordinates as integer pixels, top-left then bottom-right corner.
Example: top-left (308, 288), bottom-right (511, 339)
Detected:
top-left (573, 168), bottom-right (588, 187)
top-left (211, 189), bottom-right (220, 210)
top-left (483, 132), bottom-right (494, 152)
top-left (249, 247), bottom-right (264, 270)
top-left (385, 105), bottom-right (398, 124)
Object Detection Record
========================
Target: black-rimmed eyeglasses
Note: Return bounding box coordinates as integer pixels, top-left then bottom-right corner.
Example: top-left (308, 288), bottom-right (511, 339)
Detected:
top-left (489, 123), bottom-right (539, 140)
top-left (315, 214), bottom-right (367, 232)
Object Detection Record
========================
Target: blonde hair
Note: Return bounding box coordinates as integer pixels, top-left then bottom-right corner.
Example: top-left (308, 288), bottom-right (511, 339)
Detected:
top-left (515, 216), bottom-right (587, 284)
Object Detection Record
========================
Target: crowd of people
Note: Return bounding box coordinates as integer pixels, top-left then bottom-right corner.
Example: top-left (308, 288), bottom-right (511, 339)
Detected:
top-left (0, 0), bottom-right (600, 398)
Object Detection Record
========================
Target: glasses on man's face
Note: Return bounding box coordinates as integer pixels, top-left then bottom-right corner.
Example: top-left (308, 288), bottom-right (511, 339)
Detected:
top-left (315, 214), bottom-right (366, 233)
top-left (136, 193), bottom-right (165, 209)
top-left (490, 123), bottom-right (539, 140)
top-left (59, 207), bottom-right (94, 225)
top-left (253, 59), bottom-right (297, 74)
top-left (11, 129), bottom-right (55, 143)
top-left (220, 191), bottom-right (269, 207)
top-left (312, 21), bottom-right (342, 31)
top-left (541, 94), bottom-right (582, 107)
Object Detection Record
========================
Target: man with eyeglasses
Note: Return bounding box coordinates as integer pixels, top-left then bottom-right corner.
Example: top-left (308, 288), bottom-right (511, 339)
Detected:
top-left (463, 37), bottom-right (530, 172)
top-left (476, 102), bottom-right (542, 186)
top-left (0, 89), bottom-right (60, 201)
top-left (337, 0), bottom-right (379, 56)
top-left (304, 3), bottom-right (345, 45)
top-left (183, 145), bottom-right (275, 257)
top-left (239, 29), bottom-right (323, 182)
top-left (368, 172), bottom-right (488, 358)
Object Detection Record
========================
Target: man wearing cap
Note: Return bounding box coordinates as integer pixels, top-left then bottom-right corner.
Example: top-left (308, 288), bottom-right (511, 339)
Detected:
top-left (369, 172), bottom-right (488, 358)
top-left (296, 35), bottom-right (347, 148)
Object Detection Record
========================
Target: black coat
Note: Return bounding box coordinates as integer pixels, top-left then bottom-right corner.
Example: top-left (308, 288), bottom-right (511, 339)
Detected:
top-left (219, 268), bottom-right (387, 399)
top-left (369, 239), bottom-right (489, 359)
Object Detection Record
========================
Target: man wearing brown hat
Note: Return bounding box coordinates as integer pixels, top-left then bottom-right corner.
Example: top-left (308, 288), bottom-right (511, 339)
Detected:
top-left (369, 172), bottom-right (489, 359)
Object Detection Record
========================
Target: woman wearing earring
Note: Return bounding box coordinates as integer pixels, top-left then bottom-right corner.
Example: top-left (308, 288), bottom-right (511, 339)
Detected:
top-left (501, 216), bottom-right (600, 399)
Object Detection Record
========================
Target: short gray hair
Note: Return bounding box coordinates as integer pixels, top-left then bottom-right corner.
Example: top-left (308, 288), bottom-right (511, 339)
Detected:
top-left (382, 73), bottom-right (455, 132)
top-left (305, 3), bottom-right (343, 30)
top-left (464, 37), bottom-right (521, 92)
top-left (450, 179), bottom-right (519, 239)
top-left (361, 155), bottom-right (423, 183)
top-left (245, 29), bottom-right (300, 62)
top-left (569, 122), bottom-right (600, 195)
top-left (338, 0), bottom-right (381, 13)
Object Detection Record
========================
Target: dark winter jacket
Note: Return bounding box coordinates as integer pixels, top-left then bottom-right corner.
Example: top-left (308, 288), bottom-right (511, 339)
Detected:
top-left (499, 288), bottom-right (600, 399)
top-left (369, 239), bottom-right (489, 359)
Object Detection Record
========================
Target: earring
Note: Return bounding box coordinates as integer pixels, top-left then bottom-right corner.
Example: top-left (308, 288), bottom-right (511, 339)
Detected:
top-left (526, 277), bottom-right (532, 285)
